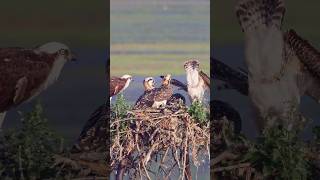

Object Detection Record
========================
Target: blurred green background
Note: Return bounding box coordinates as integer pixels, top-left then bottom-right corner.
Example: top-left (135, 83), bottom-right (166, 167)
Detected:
top-left (111, 0), bottom-right (210, 76)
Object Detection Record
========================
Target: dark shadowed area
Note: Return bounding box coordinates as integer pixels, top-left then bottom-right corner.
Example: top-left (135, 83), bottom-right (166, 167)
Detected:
top-left (3, 49), bottom-right (107, 144)
top-left (0, 0), bottom-right (108, 145)
top-left (212, 1), bottom-right (320, 139)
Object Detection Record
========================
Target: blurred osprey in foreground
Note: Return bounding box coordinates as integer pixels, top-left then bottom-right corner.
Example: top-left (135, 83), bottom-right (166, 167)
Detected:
top-left (0, 42), bottom-right (76, 128)
top-left (184, 60), bottom-right (210, 103)
top-left (133, 74), bottom-right (173, 109)
top-left (109, 74), bottom-right (132, 101)
top-left (72, 103), bottom-right (107, 153)
top-left (236, 0), bottom-right (320, 131)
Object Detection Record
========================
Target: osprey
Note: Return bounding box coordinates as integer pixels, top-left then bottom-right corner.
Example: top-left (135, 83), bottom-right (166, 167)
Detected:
top-left (133, 74), bottom-right (173, 109)
top-left (235, 0), bottom-right (320, 131)
top-left (212, 100), bottom-right (242, 134)
top-left (133, 77), bottom-right (155, 109)
top-left (184, 60), bottom-right (210, 103)
top-left (143, 77), bottom-right (156, 91)
top-left (212, 58), bottom-right (248, 96)
top-left (72, 103), bottom-right (107, 153)
top-left (109, 74), bottom-right (133, 101)
top-left (159, 75), bottom-right (186, 105)
top-left (0, 42), bottom-right (76, 128)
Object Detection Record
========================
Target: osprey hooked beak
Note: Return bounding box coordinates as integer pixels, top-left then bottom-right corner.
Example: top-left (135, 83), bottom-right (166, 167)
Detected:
top-left (162, 74), bottom-right (171, 86)
top-left (70, 52), bottom-right (77, 61)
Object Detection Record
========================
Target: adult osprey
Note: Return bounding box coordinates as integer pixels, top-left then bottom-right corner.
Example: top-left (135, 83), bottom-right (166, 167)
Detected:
top-left (133, 74), bottom-right (173, 109)
top-left (184, 60), bottom-right (210, 103)
top-left (212, 58), bottom-right (248, 96)
top-left (235, 0), bottom-right (320, 131)
top-left (109, 74), bottom-right (133, 101)
top-left (0, 42), bottom-right (76, 128)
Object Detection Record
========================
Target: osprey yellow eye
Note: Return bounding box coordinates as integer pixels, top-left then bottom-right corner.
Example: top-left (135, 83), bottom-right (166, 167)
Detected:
top-left (59, 49), bottom-right (67, 55)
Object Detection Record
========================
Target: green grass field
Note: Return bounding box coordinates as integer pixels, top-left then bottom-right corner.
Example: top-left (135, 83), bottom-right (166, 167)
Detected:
top-left (110, 0), bottom-right (210, 76)
top-left (111, 42), bottom-right (209, 76)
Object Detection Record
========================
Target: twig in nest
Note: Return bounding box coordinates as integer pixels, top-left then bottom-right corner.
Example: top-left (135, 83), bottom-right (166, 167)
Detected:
top-left (110, 106), bottom-right (209, 179)
top-left (213, 162), bottom-right (251, 172)
top-left (211, 151), bottom-right (238, 166)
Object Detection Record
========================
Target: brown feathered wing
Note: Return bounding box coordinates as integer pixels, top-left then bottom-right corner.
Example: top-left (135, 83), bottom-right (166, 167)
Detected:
top-left (0, 48), bottom-right (55, 112)
top-left (110, 77), bottom-right (127, 97)
top-left (199, 70), bottom-right (210, 88)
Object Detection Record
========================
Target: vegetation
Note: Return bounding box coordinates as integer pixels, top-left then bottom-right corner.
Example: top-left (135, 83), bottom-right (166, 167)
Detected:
top-left (188, 100), bottom-right (209, 127)
top-left (0, 102), bottom-right (61, 179)
top-left (0, 102), bottom-right (108, 179)
top-left (211, 117), bottom-right (320, 179)
top-left (244, 127), bottom-right (309, 179)
top-left (111, 94), bottom-right (131, 134)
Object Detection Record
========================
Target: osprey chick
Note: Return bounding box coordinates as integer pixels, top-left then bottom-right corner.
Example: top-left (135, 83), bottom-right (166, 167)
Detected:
top-left (184, 59), bottom-right (210, 103)
top-left (0, 42), bottom-right (76, 128)
top-left (134, 77), bottom-right (156, 109)
top-left (133, 74), bottom-right (173, 109)
top-left (159, 75), bottom-right (186, 105)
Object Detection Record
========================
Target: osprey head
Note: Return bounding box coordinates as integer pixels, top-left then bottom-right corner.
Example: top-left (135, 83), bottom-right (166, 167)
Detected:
top-left (162, 74), bottom-right (171, 86)
top-left (121, 74), bottom-right (133, 82)
top-left (144, 77), bottom-right (155, 90)
top-left (184, 59), bottom-right (200, 71)
top-left (35, 42), bottom-right (77, 61)
top-left (184, 60), bottom-right (200, 88)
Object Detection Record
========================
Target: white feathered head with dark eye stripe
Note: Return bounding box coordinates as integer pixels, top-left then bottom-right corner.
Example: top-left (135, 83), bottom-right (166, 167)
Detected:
top-left (143, 77), bottom-right (155, 91)
top-left (35, 42), bottom-right (76, 61)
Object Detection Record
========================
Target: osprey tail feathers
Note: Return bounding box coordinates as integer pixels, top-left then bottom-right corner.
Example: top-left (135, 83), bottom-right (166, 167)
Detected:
top-left (236, 0), bottom-right (285, 32)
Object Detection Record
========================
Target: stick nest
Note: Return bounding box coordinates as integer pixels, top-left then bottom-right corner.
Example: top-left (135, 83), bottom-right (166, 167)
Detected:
top-left (111, 104), bottom-right (210, 179)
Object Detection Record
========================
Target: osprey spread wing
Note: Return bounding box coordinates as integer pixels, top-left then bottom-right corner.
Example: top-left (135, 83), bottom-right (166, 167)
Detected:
top-left (284, 29), bottom-right (320, 103)
top-left (0, 48), bottom-right (53, 110)
top-left (212, 58), bottom-right (248, 96)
